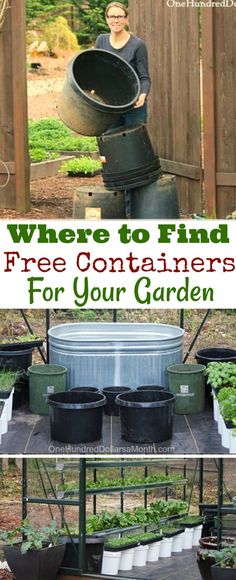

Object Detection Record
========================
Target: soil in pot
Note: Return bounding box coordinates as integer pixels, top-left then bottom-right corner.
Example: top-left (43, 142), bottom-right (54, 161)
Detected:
top-left (102, 386), bottom-right (132, 416)
top-left (116, 390), bottom-right (175, 443)
top-left (4, 543), bottom-right (65, 580)
top-left (48, 391), bottom-right (107, 443)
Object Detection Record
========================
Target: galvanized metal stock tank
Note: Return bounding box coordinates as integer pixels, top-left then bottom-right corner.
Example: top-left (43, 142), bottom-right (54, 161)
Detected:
top-left (48, 323), bottom-right (184, 390)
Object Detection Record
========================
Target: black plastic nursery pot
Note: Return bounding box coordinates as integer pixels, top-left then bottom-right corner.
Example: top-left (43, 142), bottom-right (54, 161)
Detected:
top-left (197, 548), bottom-right (216, 580)
top-left (12, 372), bottom-right (29, 408)
top-left (0, 338), bottom-right (43, 351)
top-left (4, 543), bottom-right (65, 580)
top-left (195, 348), bottom-right (236, 365)
top-left (137, 385), bottom-right (164, 391)
top-left (116, 390), bottom-right (176, 443)
top-left (130, 174), bottom-right (180, 219)
top-left (98, 124), bottom-right (162, 190)
top-left (195, 348), bottom-right (236, 406)
top-left (59, 536), bottom-right (104, 573)
top-left (0, 348), bottom-right (33, 372)
top-left (48, 391), bottom-right (106, 443)
top-left (102, 386), bottom-right (132, 416)
top-left (58, 49), bottom-right (140, 136)
top-left (211, 564), bottom-right (236, 579)
top-left (70, 386), bottom-right (99, 393)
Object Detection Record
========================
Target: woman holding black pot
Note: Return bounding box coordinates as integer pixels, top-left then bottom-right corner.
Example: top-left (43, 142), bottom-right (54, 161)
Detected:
top-left (95, 1), bottom-right (151, 128)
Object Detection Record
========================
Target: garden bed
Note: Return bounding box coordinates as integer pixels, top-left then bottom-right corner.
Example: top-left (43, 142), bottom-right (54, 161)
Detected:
top-left (30, 156), bottom-right (74, 180)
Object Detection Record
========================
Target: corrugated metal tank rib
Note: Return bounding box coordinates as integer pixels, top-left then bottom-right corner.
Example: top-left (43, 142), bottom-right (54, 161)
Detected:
top-left (48, 323), bottom-right (184, 390)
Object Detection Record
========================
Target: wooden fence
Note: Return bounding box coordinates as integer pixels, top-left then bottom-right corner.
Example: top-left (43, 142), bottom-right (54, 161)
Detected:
top-left (129, 1), bottom-right (236, 218)
top-left (0, 0), bottom-right (30, 211)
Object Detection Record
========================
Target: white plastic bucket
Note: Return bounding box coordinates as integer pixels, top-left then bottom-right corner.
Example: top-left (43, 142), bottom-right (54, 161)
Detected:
top-left (119, 548), bottom-right (135, 571)
top-left (183, 527), bottom-right (194, 549)
top-left (172, 532), bottom-right (185, 552)
top-left (101, 550), bottom-right (121, 576)
top-left (159, 537), bottom-right (173, 558)
top-left (147, 541), bottom-right (161, 562)
top-left (192, 525), bottom-right (203, 546)
top-left (133, 544), bottom-right (148, 567)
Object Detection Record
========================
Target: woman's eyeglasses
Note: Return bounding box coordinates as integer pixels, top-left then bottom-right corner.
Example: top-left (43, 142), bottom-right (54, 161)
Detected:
top-left (107, 15), bottom-right (126, 21)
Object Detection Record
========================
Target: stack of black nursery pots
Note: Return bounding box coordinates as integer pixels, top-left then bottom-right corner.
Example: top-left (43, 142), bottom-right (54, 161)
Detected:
top-left (58, 48), bottom-right (180, 219)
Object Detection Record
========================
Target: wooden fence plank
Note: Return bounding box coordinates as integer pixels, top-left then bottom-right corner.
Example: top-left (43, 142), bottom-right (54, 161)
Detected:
top-left (0, 0), bottom-right (30, 210)
top-left (129, 1), bottom-right (202, 216)
top-left (214, 7), bottom-right (236, 218)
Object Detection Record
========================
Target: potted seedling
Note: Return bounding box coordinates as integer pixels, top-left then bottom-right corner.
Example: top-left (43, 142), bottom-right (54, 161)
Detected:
top-left (60, 156), bottom-right (102, 177)
top-left (158, 524), bottom-right (185, 557)
top-left (205, 362), bottom-right (236, 394)
top-left (0, 333), bottom-right (44, 352)
top-left (103, 536), bottom-right (139, 573)
top-left (211, 544), bottom-right (236, 579)
top-left (0, 518), bottom-right (65, 580)
top-left (177, 515), bottom-right (204, 545)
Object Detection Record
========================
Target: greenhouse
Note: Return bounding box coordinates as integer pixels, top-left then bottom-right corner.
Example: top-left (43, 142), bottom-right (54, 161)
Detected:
top-left (0, 458), bottom-right (236, 580)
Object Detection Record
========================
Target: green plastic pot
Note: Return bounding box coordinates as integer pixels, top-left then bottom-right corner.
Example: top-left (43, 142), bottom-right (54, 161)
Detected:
top-left (28, 364), bottom-right (67, 415)
top-left (167, 363), bottom-right (206, 414)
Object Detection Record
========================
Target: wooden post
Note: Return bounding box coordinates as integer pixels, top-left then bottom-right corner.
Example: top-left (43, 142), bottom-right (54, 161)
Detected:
top-left (202, 8), bottom-right (217, 218)
top-left (0, 0), bottom-right (30, 211)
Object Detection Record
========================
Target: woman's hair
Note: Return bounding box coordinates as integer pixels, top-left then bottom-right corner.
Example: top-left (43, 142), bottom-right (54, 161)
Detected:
top-left (105, 2), bottom-right (129, 17)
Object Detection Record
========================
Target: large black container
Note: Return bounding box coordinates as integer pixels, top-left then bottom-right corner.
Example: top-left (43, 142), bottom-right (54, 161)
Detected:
top-left (70, 386), bottom-right (99, 393)
top-left (195, 348), bottom-right (236, 407)
top-left (48, 391), bottom-right (106, 443)
top-left (102, 386), bottom-right (132, 416)
top-left (4, 544), bottom-right (65, 580)
top-left (137, 385), bottom-right (164, 391)
top-left (195, 348), bottom-right (236, 365)
top-left (211, 565), bottom-right (235, 580)
top-left (116, 390), bottom-right (175, 443)
top-left (58, 49), bottom-right (140, 136)
top-left (59, 536), bottom-right (104, 574)
top-left (98, 124), bottom-right (162, 190)
top-left (0, 348), bottom-right (33, 371)
top-left (73, 185), bottom-right (126, 219)
top-left (130, 174), bottom-right (180, 218)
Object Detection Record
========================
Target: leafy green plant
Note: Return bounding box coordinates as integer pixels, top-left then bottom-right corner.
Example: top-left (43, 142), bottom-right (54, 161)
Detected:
top-left (214, 544), bottom-right (236, 568)
top-left (105, 536), bottom-right (139, 549)
top-left (177, 515), bottom-right (203, 525)
top-left (0, 333), bottom-right (42, 344)
top-left (220, 393), bottom-right (236, 422)
top-left (86, 473), bottom-right (185, 490)
top-left (28, 119), bottom-right (98, 153)
top-left (60, 156), bottom-right (102, 175)
top-left (0, 370), bottom-right (19, 392)
top-left (30, 148), bottom-right (60, 163)
top-left (0, 518), bottom-right (60, 555)
top-left (205, 362), bottom-right (236, 390)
